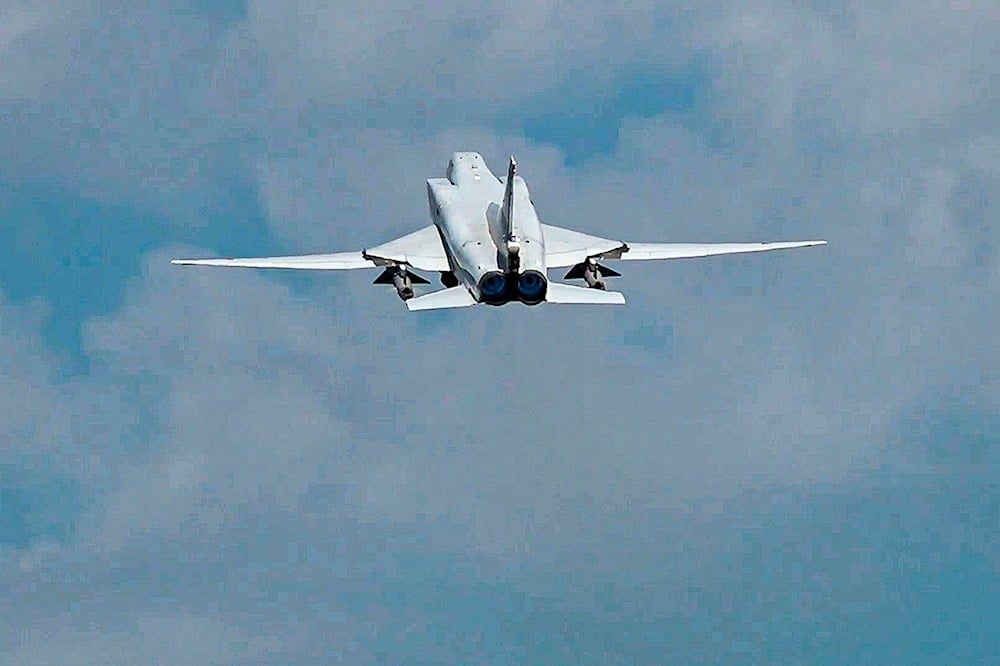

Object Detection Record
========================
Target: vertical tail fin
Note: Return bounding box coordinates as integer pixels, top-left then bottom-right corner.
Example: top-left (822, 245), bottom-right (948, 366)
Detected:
top-left (502, 156), bottom-right (520, 269)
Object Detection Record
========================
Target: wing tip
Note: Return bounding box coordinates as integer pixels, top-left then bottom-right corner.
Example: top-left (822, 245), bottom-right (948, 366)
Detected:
top-left (770, 240), bottom-right (827, 248)
top-left (171, 258), bottom-right (220, 265)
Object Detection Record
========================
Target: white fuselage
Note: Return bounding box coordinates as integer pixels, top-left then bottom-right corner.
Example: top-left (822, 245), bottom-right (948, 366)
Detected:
top-left (427, 151), bottom-right (548, 305)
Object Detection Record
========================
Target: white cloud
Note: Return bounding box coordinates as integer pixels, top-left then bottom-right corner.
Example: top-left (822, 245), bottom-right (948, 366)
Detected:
top-left (695, 0), bottom-right (1000, 134)
top-left (0, 296), bottom-right (100, 477)
top-left (0, 1), bottom-right (86, 100)
top-left (4, 612), bottom-right (279, 666)
top-left (904, 167), bottom-right (966, 268)
top-left (2, 4), bottom-right (994, 563)
top-left (75, 89), bottom-right (997, 561)
top-left (245, 1), bottom-right (684, 108)
top-left (2, 0), bottom-right (999, 661)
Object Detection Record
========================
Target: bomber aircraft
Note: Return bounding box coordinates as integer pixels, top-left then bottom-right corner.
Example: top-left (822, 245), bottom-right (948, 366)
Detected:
top-left (172, 152), bottom-right (826, 310)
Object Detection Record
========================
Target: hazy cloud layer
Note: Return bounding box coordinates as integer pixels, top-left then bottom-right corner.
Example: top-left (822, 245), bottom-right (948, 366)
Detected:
top-left (2, 1), bottom-right (998, 662)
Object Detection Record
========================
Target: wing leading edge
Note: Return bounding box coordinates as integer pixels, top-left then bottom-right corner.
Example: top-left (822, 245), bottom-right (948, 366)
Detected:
top-left (541, 223), bottom-right (826, 266)
top-left (617, 240), bottom-right (827, 261)
top-left (170, 252), bottom-right (374, 270)
top-left (171, 224), bottom-right (451, 273)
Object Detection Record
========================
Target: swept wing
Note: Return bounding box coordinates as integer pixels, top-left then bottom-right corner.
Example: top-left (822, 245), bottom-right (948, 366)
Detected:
top-left (617, 240), bottom-right (827, 261)
top-left (170, 252), bottom-right (374, 270)
top-left (171, 225), bottom-right (451, 273)
top-left (542, 224), bottom-right (825, 267)
top-left (541, 224), bottom-right (625, 269)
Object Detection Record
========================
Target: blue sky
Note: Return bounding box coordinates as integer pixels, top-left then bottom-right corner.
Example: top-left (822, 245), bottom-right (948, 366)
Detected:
top-left (2, 2), bottom-right (998, 663)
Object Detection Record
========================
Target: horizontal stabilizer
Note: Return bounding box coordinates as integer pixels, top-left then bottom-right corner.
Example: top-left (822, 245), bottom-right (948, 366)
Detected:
top-left (620, 240), bottom-right (827, 261)
top-left (406, 286), bottom-right (477, 312)
top-left (170, 252), bottom-right (374, 270)
top-left (544, 282), bottom-right (625, 305)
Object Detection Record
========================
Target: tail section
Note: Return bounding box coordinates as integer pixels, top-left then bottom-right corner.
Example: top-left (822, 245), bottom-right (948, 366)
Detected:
top-left (544, 282), bottom-right (626, 305)
top-left (502, 156), bottom-right (520, 270)
top-left (406, 286), bottom-right (477, 312)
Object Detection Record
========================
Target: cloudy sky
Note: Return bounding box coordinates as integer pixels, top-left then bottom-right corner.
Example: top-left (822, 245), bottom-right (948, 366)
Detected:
top-left (2, 1), bottom-right (998, 663)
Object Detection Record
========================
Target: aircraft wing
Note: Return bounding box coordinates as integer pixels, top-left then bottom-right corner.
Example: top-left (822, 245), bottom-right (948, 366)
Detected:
top-left (364, 225), bottom-right (452, 271)
top-left (542, 223), bottom-right (825, 267)
top-left (617, 240), bottom-right (827, 261)
top-left (172, 224), bottom-right (452, 273)
top-left (541, 224), bottom-right (625, 268)
top-left (170, 252), bottom-right (375, 270)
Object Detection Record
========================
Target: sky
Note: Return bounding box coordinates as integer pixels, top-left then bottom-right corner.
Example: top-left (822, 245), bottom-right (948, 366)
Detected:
top-left (1, 1), bottom-right (998, 663)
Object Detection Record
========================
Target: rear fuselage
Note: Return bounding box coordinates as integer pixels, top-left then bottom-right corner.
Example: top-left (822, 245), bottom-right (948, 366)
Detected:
top-left (427, 152), bottom-right (547, 305)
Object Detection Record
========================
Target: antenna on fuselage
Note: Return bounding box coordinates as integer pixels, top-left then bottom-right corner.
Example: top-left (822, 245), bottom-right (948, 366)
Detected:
top-left (502, 156), bottom-right (520, 270)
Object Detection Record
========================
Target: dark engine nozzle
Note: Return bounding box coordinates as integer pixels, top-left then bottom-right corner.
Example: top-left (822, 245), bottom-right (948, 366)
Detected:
top-left (516, 270), bottom-right (547, 303)
top-left (478, 271), bottom-right (508, 303)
